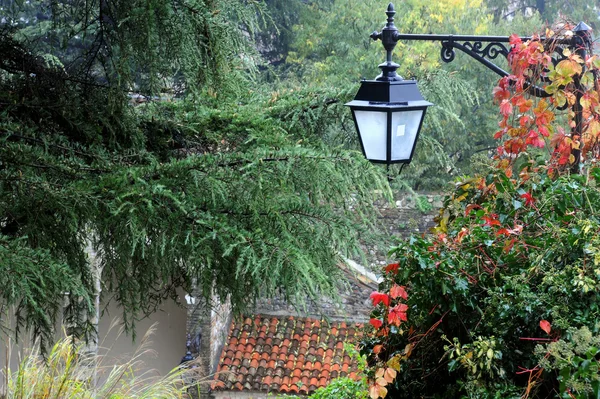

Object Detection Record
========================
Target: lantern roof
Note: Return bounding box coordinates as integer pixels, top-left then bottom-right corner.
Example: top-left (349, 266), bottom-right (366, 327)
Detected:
top-left (346, 79), bottom-right (432, 109)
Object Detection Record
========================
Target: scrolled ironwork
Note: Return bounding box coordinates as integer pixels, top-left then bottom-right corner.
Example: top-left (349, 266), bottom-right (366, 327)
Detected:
top-left (440, 40), bottom-right (509, 66)
top-left (462, 41), bottom-right (510, 60)
top-left (440, 42), bottom-right (455, 63)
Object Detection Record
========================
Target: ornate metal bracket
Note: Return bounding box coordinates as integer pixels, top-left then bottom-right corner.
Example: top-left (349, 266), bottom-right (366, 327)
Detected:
top-left (440, 40), bottom-right (509, 73)
top-left (370, 3), bottom-right (593, 99)
top-left (438, 39), bottom-right (551, 98)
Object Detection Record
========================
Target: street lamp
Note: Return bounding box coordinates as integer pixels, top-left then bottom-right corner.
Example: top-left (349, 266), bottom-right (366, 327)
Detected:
top-left (348, 2), bottom-right (592, 171)
top-left (345, 4), bottom-right (432, 165)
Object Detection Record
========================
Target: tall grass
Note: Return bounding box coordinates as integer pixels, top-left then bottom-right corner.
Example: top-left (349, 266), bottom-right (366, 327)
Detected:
top-left (1, 325), bottom-right (200, 399)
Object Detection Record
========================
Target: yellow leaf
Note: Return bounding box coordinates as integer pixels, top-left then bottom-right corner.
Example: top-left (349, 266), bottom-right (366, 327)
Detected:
top-left (556, 59), bottom-right (582, 77)
top-left (572, 140), bottom-right (580, 150)
top-left (589, 120), bottom-right (600, 137)
top-left (581, 96), bottom-right (592, 110)
top-left (572, 54), bottom-right (584, 64)
top-left (404, 343), bottom-right (413, 358)
top-left (508, 128), bottom-right (521, 137)
top-left (455, 193), bottom-right (467, 202)
top-left (379, 386), bottom-right (388, 398)
top-left (387, 356), bottom-right (401, 371)
top-left (555, 91), bottom-right (567, 107)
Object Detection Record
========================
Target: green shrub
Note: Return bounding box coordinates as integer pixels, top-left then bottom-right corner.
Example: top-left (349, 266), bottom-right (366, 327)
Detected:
top-left (361, 167), bottom-right (600, 398)
top-left (536, 326), bottom-right (600, 398)
top-left (309, 377), bottom-right (368, 399)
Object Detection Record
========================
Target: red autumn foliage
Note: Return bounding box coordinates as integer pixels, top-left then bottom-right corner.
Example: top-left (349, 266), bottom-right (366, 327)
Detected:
top-left (482, 214), bottom-right (502, 227)
top-left (388, 303), bottom-right (408, 326)
top-left (370, 318), bottom-right (383, 329)
top-left (370, 291), bottom-right (391, 307)
top-left (491, 24), bottom-right (600, 174)
top-left (540, 320), bottom-right (552, 335)
top-left (385, 263), bottom-right (400, 274)
top-left (520, 192), bottom-right (535, 207)
top-left (390, 284), bottom-right (408, 300)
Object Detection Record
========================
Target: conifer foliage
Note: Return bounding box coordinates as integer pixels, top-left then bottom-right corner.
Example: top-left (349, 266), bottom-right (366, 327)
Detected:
top-left (0, 1), bottom-right (387, 347)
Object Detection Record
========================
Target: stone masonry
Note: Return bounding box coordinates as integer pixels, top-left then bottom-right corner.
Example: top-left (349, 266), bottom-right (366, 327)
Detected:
top-left (359, 192), bottom-right (443, 271)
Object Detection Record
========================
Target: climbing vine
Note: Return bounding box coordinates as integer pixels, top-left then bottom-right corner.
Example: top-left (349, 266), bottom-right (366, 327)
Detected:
top-left (361, 23), bottom-right (600, 399)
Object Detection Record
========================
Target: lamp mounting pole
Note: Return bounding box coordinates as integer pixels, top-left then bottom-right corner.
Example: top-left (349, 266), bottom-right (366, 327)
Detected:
top-left (369, 3), bottom-right (401, 82)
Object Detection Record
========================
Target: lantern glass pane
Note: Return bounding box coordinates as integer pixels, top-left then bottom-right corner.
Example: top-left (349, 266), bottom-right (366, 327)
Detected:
top-left (391, 110), bottom-right (423, 161)
top-left (354, 110), bottom-right (387, 161)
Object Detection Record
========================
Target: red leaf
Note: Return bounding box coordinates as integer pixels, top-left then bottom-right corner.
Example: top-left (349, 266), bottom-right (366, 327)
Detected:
top-left (500, 99), bottom-right (513, 117)
top-left (388, 303), bottom-right (408, 326)
top-left (492, 85), bottom-right (510, 103)
top-left (540, 320), bottom-right (551, 335)
top-left (390, 285), bottom-right (408, 300)
top-left (482, 214), bottom-right (502, 227)
top-left (370, 292), bottom-right (390, 307)
top-left (509, 33), bottom-right (522, 46)
top-left (525, 130), bottom-right (545, 148)
top-left (519, 115), bottom-right (532, 127)
top-left (385, 263), bottom-right (399, 274)
top-left (370, 318), bottom-right (383, 329)
top-left (520, 192), bottom-right (535, 207)
top-left (512, 95), bottom-right (533, 113)
top-left (456, 228), bottom-right (469, 243)
top-left (504, 238), bottom-right (517, 253)
top-left (496, 228), bottom-right (510, 236)
top-left (465, 203), bottom-right (482, 216)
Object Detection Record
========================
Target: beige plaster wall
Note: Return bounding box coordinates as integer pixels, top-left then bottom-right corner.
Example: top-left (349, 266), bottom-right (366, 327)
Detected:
top-left (96, 296), bottom-right (188, 378)
top-left (0, 296), bottom-right (187, 391)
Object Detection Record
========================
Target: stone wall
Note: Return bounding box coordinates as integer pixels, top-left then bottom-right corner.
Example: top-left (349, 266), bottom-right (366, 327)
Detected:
top-left (186, 293), bottom-right (233, 399)
top-left (253, 266), bottom-right (377, 323)
top-left (359, 192), bottom-right (443, 270)
top-left (210, 298), bottom-right (232, 374)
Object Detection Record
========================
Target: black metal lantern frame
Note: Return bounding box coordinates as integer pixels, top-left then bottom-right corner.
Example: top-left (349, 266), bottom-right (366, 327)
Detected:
top-left (347, 80), bottom-right (431, 164)
top-left (345, 3), bottom-right (432, 165)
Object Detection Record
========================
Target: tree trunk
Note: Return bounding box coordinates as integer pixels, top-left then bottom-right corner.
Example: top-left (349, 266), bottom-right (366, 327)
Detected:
top-left (79, 242), bottom-right (103, 386)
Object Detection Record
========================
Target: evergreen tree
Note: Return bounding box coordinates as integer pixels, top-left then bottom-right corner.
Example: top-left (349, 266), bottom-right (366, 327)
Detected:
top-left (0, 0), bottom-right (388, 349)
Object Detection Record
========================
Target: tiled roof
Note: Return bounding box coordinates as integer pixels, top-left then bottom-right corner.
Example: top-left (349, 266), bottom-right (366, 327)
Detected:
top-left (212, 315), bottom-right (363, 395)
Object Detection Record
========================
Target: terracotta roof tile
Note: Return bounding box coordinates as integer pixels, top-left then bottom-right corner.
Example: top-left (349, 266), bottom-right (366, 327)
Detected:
top-left (213, 315), bottom-right (363, 394)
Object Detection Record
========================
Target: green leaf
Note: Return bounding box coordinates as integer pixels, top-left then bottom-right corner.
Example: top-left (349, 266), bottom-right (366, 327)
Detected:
top-left (513, 200), bottom-right (522, 210)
